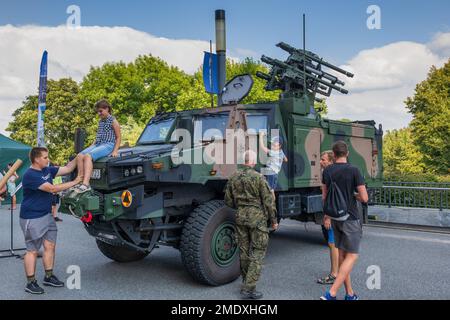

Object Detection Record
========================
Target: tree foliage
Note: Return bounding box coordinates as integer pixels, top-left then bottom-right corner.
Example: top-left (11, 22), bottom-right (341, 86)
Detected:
top-left (6, 78), bottom-right (94, 165)
top-left (405, 59), bottom-right (450, 174)
top-left (383, 128), bottom-right (426, 176)
top-left (6, 55), bottom-right (329, 162)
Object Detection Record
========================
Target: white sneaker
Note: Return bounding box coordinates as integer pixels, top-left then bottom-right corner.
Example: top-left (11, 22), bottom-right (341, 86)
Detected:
top-left (74, 184), bottom-right (91, 194)
top-left (65, 184), bottom-right (81, 197)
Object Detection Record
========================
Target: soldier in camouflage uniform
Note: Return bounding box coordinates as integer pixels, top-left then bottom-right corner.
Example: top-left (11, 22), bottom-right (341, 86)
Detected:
top-left (224, 150), bottom-right (278, 299)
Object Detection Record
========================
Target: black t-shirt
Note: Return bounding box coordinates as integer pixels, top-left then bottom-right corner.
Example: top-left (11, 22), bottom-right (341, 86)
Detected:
top-left (322, 163), bottom-right (365, 220)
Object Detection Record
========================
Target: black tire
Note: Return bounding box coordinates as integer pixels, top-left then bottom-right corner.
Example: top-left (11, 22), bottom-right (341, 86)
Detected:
top-left (180, 200), bottom-right (240, 286)
top-left (96, 239), bottom-right (149, 263)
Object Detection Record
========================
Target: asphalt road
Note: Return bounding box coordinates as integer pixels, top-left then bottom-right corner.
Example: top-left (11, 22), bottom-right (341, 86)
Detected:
top-left (1, 206), bottom-right (449, 300)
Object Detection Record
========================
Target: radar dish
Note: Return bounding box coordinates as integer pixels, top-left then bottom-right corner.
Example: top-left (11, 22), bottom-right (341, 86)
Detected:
top-left (221, 74), bottom-right (253, 105)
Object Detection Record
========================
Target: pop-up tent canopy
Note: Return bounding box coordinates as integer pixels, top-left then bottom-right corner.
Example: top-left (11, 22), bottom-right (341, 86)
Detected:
top-left (0, 134), bottom-right (31, 205)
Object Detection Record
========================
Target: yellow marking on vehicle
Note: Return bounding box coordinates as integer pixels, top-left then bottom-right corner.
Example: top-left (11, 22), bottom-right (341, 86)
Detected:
top-left (121, 190), bottom-right (133, 207)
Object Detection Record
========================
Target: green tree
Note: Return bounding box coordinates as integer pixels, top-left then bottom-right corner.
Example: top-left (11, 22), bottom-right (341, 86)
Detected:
top-left (314, 99), bottom-right (328, 116)
top-left (121, 116), bottom-right (145, 147)
top-left (6, 78), bottom-right (94, 165)
top-left (78, 55), bottom-right (197, 145)
top-left (405, 59), bottom-right (450, 174)
top-left (79, 55), bottom-right (194, 126)
top-left (383, 128), bottom-right (426, 176)
top-left (226, 58), bottom-right (280, 104)
top-left (6, 55), bottom-right (330, 159)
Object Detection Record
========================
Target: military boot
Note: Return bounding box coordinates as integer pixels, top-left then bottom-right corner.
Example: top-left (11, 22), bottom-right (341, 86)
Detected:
top-left (241, 289), bottom-right (263, 300)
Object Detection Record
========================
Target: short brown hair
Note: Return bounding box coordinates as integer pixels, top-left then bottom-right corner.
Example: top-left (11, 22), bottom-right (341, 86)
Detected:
top-left (332, 140), bottom-right (348, 158)
top-left (321, 150), bottom-right (334, 163)
top-left (95, 99), bottom-right (112, 114)
top-left (29, 147), bottom-right (48, 164)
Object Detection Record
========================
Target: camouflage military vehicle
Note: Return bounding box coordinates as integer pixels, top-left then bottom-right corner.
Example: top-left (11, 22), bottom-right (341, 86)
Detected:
top-left (60, 41), bottom-right (383, 286)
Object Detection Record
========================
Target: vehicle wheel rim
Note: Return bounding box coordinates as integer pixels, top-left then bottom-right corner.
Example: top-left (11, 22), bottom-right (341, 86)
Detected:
top-left (211, 222), bottom-right (237, 267)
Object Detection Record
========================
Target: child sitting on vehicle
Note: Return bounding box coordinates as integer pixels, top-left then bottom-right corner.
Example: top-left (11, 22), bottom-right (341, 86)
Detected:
top-left (74, 100), bottom-right (121, 193)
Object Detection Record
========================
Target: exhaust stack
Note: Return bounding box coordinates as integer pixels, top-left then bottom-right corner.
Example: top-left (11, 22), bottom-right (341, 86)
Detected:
top-left (215, 9), bottom-right (226, 106)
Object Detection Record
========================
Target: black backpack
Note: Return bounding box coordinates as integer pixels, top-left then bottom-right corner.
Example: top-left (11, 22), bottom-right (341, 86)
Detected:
top-left (323, 171), bottom-right (349, 221)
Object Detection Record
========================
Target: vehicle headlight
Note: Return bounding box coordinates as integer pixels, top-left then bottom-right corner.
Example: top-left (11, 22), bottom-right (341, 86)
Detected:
top-left (91, 169), bottom-right (102, 180)
top-left (123, 165), bottom-right (144, 177)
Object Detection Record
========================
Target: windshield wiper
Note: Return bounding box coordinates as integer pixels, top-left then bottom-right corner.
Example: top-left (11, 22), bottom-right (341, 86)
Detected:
top-left (137, 140), bottom-right (167, 145)
top-left (150, 112), bottom-right (177, 123)
top-left (148, 119), bottom-right (174, 126)
top-left (198, 112), bottom-right (229, 118)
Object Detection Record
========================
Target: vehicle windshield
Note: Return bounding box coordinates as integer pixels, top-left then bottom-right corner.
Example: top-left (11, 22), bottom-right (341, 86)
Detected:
top-left (138, 117), bottom-right (175, 144)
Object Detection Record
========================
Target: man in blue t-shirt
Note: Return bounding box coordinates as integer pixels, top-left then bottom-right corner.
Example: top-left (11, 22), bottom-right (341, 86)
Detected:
top-left (20, 147), bottom-right (81, 294)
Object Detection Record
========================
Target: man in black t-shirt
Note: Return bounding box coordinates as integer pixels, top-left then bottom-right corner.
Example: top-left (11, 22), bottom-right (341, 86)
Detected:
top-left (320, 140), bottom-right (368, 301)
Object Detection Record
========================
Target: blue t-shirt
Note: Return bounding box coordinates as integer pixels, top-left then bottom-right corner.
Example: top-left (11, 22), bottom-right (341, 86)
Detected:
top-left (20, 166), bottom-right (59, 219)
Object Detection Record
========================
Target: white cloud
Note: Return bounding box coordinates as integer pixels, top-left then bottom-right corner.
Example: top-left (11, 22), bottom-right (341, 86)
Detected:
top-left (327, 86), bottom-right (414, 131)
top-left (0, 24), bottom-right (449, 136)
top-left (327, 33), bottom-right (449, 131)
top-left (428, 32), bottom-right (450, 57)
top-left (230, 48), bottom-right (259, 59)
top-left (0, 24), bottom-right (225, 135)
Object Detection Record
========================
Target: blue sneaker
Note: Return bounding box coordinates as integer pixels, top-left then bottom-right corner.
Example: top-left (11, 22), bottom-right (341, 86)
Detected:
top-left (320, 291), bottom-right (337, 300)
top-left (344, 293), bottom-right (359, 300)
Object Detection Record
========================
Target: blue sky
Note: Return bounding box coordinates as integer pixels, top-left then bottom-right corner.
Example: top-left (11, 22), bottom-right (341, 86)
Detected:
top-left (1, 0), bottom-right (449, 64)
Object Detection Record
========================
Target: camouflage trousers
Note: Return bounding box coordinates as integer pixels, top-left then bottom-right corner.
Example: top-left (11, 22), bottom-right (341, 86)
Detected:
top-left (235, 223), bottom-right (269, 291)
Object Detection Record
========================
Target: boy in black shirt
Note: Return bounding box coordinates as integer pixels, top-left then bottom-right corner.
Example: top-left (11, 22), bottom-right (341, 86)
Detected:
top-left (320, 141), bottom-right (368, 300)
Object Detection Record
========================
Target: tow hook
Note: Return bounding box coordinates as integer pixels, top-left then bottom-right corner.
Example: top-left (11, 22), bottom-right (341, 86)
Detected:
top-left (81, 211), bottom-right (93, 224)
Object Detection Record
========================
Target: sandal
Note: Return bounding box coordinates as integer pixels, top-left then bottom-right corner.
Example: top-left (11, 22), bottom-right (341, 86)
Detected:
top-left (317, 273), bottom-right (336, 285)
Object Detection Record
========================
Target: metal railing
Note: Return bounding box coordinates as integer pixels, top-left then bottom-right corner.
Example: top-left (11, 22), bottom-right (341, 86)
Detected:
top-left (384, 181), bottom-right (450, 188)
top-left (368, 185), bottom-right (450, 211)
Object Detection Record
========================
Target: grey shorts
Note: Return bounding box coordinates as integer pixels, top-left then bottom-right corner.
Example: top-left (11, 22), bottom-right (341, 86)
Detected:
top-left (20, 214), bottom-right (57, 252)
top-left (331, 219), bottom-right (362, 254)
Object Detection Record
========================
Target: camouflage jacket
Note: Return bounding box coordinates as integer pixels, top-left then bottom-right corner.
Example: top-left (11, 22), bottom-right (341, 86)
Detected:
top-left (224, 166), bottom-right (277, 227)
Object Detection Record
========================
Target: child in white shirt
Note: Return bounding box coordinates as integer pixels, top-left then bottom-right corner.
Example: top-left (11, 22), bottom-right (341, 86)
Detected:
top-left (259, 132), bottom-right (288, 199)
